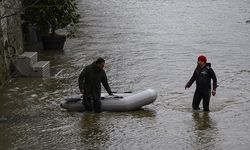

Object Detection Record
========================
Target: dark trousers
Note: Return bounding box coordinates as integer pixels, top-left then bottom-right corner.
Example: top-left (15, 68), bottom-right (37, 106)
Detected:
top-left (192, 89), bottom-right (211, 111)
top-left (83, 96), bottom-right (102, 113)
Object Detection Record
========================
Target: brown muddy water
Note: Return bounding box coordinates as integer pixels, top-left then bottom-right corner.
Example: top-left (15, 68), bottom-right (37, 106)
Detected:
top-left (1, 0), bottom-right (250, 149)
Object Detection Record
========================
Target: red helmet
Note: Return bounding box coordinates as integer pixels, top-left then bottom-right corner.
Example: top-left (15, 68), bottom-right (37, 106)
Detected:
top-left (198, 55), bottom-right (207, 62)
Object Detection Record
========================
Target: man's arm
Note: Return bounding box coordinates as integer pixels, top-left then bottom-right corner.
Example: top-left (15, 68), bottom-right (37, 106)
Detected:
top-left (102, 71), bottom-right (113, 95)
top-left (78, 67), bottom-right (87, 94)
top-left (185, 69), bottom-right (196, 89)
top-left (210, 68), bottom-right (217, 96)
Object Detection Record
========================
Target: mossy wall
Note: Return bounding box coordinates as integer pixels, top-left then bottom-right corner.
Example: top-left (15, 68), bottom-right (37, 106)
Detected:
top-left (0, 0), bottom-right (24, 87)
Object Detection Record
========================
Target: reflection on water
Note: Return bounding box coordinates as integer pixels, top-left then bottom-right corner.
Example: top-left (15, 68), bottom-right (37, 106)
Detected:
top-left (79, 109), bottom-right (156, 149)
top-left (80, 113), bottom-right (109, 149)
top-left (192, 112), bottom-right (219, 150)
top-left (192, 112), bottom-right (212, 130)
top-left (106, 108), bottom-right (157, 118)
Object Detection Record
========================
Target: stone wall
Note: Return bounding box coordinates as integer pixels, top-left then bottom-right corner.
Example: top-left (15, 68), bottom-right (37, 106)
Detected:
top-left (0, 0), bottom-right (23, 87)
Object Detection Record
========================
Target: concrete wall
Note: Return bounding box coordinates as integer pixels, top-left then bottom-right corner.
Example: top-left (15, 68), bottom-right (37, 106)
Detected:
top-left (0, 0), bottom-right (23, 87)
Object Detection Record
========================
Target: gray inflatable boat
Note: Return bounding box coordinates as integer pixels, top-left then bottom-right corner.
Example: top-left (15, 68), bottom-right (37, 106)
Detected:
top-left (60, 89), bottom-right (157, 112)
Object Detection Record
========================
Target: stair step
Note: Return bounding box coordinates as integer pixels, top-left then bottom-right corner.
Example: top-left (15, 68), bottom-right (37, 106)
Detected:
top-left (32, 61), bottom-right (50, 77)
top-left (14, 51), bottom-right (50, 77)
top-left (20, 52), bottom-right (38, 65)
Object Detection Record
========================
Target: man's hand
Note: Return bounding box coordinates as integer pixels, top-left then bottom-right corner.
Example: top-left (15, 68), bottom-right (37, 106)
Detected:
top-left (212, 90), bottom-right (216, 96)
top-left (185, 83), bottom-right (190, 90)
top-left (109, 91), bottom-right (113, 96)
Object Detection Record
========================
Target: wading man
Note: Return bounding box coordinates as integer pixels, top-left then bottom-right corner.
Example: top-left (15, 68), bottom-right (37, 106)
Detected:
top-left (78, 57), bottom-right (113, 113)
top-left (185, 55), bottom-right (217, 111)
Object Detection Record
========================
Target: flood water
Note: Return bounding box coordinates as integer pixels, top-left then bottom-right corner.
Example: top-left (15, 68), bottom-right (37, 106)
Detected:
top-left (1, 0), bottom-right (250, 149)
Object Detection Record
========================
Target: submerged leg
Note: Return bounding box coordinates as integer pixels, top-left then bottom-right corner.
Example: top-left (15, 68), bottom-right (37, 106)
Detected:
top-left (93, 98), bottom-right (102, 113)
top-left (192, 90), bottom-right (202, 110)
top-left (83, 96), bottom-right (93, 111)
top-left (203, 90), bottom-right (211, 111)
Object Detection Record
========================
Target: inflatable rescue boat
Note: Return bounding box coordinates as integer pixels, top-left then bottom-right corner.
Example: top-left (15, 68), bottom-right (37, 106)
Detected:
top-left (60, 89), bottom-right (157, 112)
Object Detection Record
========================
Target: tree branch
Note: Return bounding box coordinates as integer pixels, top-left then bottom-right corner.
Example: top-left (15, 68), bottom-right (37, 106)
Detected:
top-left (0, 0), bottom-right (41, 20)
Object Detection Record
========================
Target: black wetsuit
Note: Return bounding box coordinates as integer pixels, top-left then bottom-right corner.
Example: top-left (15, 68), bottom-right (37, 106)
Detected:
top-left (78, 62), bottom-right (112, 113)
top-left (186, 63), bottom-right (217, 111)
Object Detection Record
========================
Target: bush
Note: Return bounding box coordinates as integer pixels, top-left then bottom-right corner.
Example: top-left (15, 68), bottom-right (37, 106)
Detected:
top-left (22, 0), bottom-right (80, 37)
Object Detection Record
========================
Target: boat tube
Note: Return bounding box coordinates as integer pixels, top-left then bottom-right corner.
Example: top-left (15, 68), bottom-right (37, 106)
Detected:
top-left (60, 89), bottom-right (157, 112)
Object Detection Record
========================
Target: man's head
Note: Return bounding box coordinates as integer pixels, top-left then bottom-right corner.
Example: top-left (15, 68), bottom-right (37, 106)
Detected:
top-left (96, 57), bottom-right (105, 69)
top-left (197, 55), bottom-right (207, 67)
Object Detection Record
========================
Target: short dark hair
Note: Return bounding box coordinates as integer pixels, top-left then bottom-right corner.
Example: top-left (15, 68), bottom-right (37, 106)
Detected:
top-left (96, 57), bottom-right (105, 64)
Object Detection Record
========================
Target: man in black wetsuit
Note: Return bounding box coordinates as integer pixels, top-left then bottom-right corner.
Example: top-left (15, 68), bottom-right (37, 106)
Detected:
top-left (78, 57), bottom-right (113, 113)
top-left (185, 55), bottom-right (217, 111)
